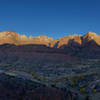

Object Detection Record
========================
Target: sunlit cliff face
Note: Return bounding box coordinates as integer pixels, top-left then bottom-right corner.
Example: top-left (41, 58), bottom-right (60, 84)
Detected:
top-left (0, 31), bottom-right (53, 46)
top-left (82, 32), bottom-right (100, 45)
top-left (0, 31), bottom-right (100, 47)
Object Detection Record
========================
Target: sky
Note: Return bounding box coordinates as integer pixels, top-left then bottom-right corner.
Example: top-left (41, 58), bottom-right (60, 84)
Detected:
top-left (0, 0), bottom-right (100, 39)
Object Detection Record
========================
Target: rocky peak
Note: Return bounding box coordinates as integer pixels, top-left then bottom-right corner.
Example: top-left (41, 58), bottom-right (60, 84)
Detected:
top-left (57, 34), bottom-right (82, 48)
top-left (29, 35), bottom-right (33, 40)
top-left (20, 35), bottom-right (28, 40)
top-left (0, 31), bottom-right (19, 39)
top-left (83, 32), bottom-right (97, 40)
top-left (82, 32), bottom-right (100, 45)
top-left (4, 31), bottom-right (18, 37)
top-left (35, 35), bottom-right (53, 41)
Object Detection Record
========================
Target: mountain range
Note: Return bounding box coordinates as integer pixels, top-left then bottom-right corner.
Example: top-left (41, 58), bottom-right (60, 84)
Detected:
top-left (0, 31), bottom-right (100, 58)
top-left (0, 31), bottom-right (100, 47)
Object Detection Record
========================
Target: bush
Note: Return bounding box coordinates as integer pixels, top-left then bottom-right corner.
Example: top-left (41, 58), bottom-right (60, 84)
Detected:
top-left (93, 89), bottom-right (96, 94)
top-left (70, 80), bottom-right (78, 87)
top-left (80, 87), bottom-right (86, 93)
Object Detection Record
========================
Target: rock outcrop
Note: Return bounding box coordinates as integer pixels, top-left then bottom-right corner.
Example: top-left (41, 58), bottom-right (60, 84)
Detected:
top-left (82, 32), bottom-right (100, 46)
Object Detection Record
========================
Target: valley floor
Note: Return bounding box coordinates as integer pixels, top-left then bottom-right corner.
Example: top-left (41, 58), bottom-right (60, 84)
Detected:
top-left (0, 58), bottom-right (100, 100)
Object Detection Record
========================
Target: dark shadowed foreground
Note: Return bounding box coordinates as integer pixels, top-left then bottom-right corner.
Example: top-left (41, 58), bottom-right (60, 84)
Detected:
top-left (0, 73), bottom-right (78, 100)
